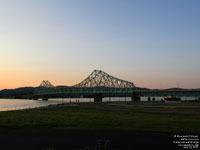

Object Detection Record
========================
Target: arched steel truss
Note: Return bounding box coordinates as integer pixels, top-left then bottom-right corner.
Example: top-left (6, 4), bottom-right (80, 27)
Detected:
top-left (74, 70), bottom-right (135, 88)
top-left (39, 80), bottom-right (54, 88)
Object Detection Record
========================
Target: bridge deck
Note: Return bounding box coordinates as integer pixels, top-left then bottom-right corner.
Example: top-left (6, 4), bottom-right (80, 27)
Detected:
top-left (34, 87), bottom-right (200, 97)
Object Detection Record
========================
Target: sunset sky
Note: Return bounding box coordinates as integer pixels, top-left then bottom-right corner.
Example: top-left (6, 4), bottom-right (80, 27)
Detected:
top-left (0, 0), bottom-right (200, 90)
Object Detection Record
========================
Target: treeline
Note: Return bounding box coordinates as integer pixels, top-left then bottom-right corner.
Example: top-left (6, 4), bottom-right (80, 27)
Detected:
top-left (0, 87), bottom-right (35, 98)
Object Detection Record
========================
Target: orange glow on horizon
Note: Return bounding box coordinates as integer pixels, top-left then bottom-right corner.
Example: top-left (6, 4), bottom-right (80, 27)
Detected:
top-left (0, 69), bottom-right (199, 90)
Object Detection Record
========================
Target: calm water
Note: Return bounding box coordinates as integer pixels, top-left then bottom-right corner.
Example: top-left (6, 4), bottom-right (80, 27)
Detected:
top-left (0, 99), bottom-right (62, 111)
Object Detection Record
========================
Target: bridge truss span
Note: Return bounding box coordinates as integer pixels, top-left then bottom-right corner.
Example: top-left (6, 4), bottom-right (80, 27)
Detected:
top-left (34, 70), bottom-right (136, 95)
top-left (74, 70), bottom-right (135, 88)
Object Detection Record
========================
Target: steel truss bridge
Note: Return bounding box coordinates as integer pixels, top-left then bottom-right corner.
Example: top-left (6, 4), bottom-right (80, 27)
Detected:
top-left (33, 70), bottom-right (200, 101)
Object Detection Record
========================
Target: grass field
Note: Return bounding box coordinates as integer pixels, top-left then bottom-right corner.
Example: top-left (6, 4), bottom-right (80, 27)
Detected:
top-left (0, 102), bottom-right (200, 133)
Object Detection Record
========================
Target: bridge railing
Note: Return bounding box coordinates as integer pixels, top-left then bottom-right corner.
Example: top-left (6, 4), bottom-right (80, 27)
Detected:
top-left (34, 87), bottom-right (200, 98)
top-left (34, 86), bottom-right (134, 95)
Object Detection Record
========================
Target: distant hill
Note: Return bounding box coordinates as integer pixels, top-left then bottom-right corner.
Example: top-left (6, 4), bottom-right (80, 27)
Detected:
top-left (0, 87), bottom-right (35, 97)
top-left (165, 88), bottom-right (185, 90)
top-left (135, 87), bottom-right (150, 90)
top-left (56, 86), bottom-right (69, 88)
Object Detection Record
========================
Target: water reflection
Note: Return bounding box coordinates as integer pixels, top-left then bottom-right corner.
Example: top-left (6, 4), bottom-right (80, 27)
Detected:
top-left (0, 99), bottom-right (61, 111)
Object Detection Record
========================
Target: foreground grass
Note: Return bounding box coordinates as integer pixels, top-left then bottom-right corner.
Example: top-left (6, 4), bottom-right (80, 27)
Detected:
top-left (0, 105), bottom-right (200, 133)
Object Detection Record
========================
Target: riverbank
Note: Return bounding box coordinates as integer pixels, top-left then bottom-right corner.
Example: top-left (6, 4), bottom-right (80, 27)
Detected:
top-left (0, 102), bottom-right (200, 132)
top-left (0, 98), bottom-right (63, 112)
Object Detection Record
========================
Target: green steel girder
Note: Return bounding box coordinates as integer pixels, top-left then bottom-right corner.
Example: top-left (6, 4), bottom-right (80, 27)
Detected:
top-left (34, 87), bottom-right (134, 95)
top-left (135, 90), bottom-right (200, 97)
top-left (34, 86), bottom-right (200, 98)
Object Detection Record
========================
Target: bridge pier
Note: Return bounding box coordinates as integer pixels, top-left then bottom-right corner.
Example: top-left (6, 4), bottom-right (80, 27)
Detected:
top-left (94, 93), bottom-right (103, 102)
top-left (132, 92), bottom-right (140, 101)
top-left (33, 96), bottom-right (38, 100)
top-left (42, 97), bottom-right (48, 101)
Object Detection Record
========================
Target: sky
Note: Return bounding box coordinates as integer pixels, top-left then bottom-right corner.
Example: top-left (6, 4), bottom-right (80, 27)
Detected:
top-left (0, 0), bottom-right (200, 89)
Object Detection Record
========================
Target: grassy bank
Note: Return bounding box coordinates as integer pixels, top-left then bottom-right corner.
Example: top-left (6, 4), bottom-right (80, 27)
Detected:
top-left (0, 103), bottom-right (200, 133)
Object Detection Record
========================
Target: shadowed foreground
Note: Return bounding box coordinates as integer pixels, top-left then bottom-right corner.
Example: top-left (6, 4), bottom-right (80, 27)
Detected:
top-left (0, 129), bottom-right (175, 150)
top-left (0, 102), bottom-right (200, 149)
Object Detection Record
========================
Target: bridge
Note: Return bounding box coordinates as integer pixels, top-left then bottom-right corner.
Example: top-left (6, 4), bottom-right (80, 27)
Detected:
top-left (33, 70), bottom-right (200, 102)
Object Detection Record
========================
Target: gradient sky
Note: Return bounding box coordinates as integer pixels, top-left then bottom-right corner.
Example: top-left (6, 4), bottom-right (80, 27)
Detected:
top-left (0, 0), bottom-right (200, 89)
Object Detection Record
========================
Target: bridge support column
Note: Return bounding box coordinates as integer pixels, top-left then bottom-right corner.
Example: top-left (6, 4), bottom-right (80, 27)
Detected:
top-left (132, 92), bottom-right (140, 101)
top-left (33, 96), bottom-right (38, 100)
top-left (94, 93), bottom-right (102, 102)
top-left (42, 97), bottom-right (48, 101)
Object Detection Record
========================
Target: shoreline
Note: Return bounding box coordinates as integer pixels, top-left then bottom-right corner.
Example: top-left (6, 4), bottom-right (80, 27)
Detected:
top-left (0, 102), bottom-right (82, 112)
